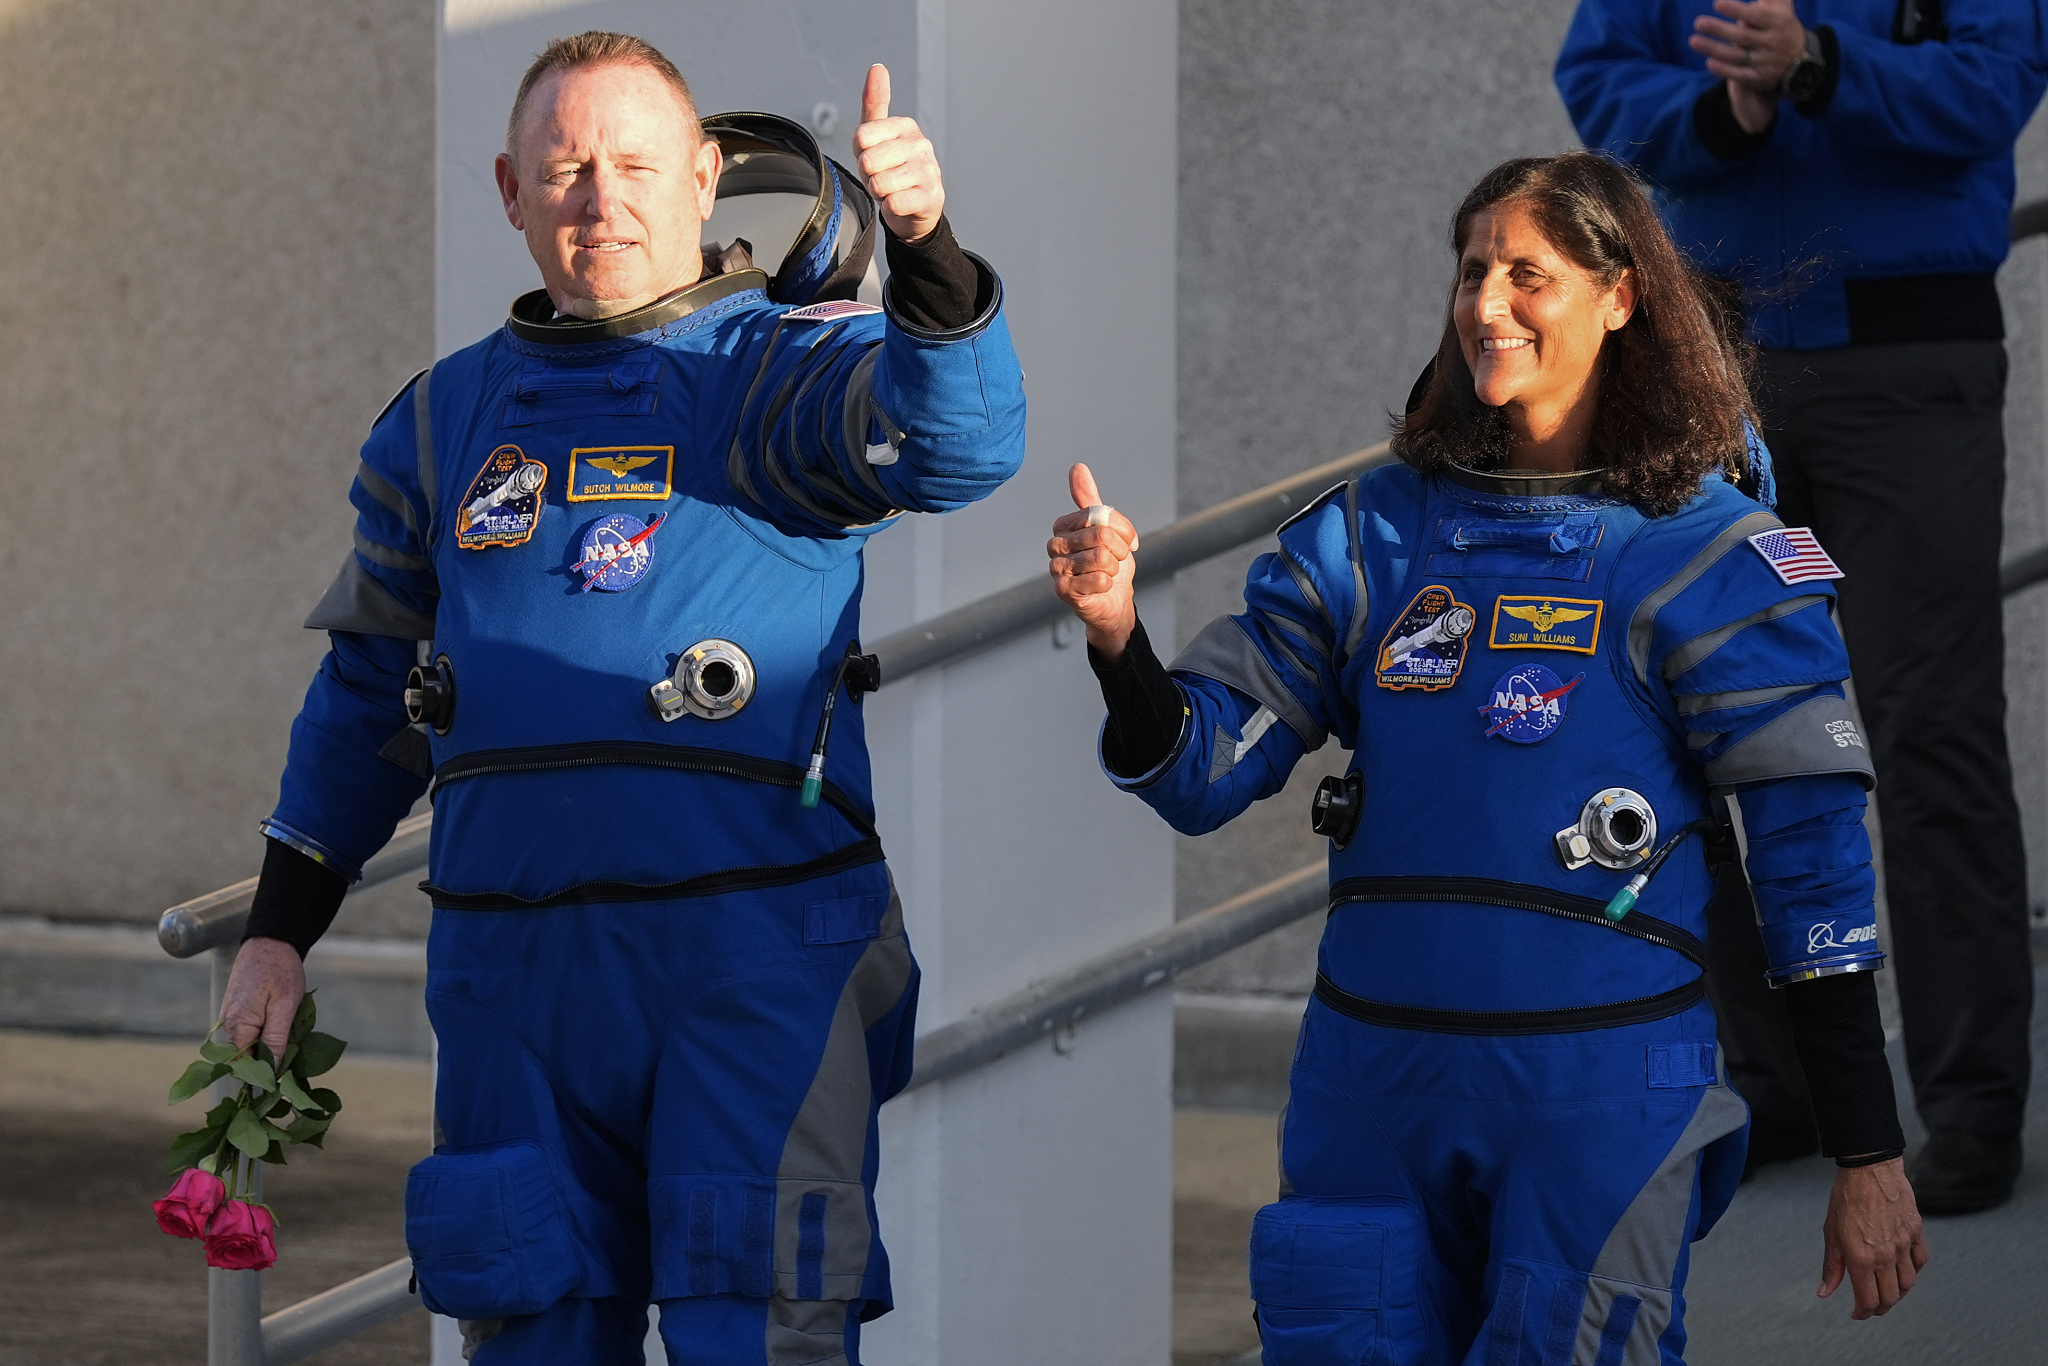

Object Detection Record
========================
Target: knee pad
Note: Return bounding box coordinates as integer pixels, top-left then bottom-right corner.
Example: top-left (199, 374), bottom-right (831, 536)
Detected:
top-left (406, 1140), bottom-right (583, 1320)
top-left (1249, 1195), bottom-right (1430, 1366)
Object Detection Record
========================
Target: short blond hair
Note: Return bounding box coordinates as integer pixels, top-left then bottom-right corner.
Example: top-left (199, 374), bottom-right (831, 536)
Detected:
top-left (506, 31), bottom-right (698, 156)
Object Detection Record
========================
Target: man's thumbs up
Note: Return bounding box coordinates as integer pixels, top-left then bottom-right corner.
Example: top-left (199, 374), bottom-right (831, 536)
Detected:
top-left (862, 63), bottom-right (890, 125)
top-left (1048, 463), bottom-right (1141, 661)
top-left (853, 63), bottom-right (945, 244)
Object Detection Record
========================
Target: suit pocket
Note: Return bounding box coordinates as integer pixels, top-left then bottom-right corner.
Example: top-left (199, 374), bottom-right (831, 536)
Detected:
top-left (405, 1139), bottom-right (581, 1319)
top-left (1249, 1196), bottom-right (1425, 1365)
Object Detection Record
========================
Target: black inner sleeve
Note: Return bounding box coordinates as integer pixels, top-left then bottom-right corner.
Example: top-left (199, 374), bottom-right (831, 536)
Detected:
top-left (1088, 614), bottom-right (1185, 779)
top-left (1783, 969), bottom-right (1907, 1158)
top-left (1692, 81), bottom-right (1773, 161)
top-left (883, 215), bottom-right (990, 331)
top-left (244, 838), bottom-right (350, 959)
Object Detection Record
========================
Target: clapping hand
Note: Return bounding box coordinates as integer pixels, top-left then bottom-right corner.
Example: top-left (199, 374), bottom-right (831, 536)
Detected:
top-left (1690, 0), bottom-right (1807, 134)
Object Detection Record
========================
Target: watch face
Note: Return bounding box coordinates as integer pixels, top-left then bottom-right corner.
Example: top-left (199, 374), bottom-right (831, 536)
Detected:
top-left (1789, 61), bottom-right (1823, 103)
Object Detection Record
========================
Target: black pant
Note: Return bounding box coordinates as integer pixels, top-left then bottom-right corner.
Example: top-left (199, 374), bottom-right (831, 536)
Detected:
top-left (1710, 340), bottom-right (2034, 1140)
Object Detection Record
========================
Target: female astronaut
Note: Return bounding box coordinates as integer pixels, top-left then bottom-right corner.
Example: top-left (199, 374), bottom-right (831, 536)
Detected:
top-left (1047, 153), bottom-right (1925, 1363)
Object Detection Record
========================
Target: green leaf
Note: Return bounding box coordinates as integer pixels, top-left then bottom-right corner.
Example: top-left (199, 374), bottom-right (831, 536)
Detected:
top-left (258, 1137), bottom-right (289, 1166)
top-left (227, 1057), bottom-right (277, 1093)
top-left (278, 1042), bottom-right (298, 1073)
top-left (265, 1095), bottom-right (294, 1121)
top-left (226, 1106), bottom-right (272, 1160)
top-left (202, 1097), bottom-right (239, 1129)
top-left (168, 1060), bottom-right (228, 1105)
top-left (285, 1113), bottom-right (332, 1146)
top-left (295, 1031), bottom-right (347, 1078)
top-left (198, 1037), bottom-right (237, 1064)
top-left (276, 1071), bottom-right (322, 1115)
top-left (290, 991), bottom-right (318, 1044)
top-left (163, 1123), bottom-right (225, 1176)
top-left (306, 1087), bottom-right (342, 1116)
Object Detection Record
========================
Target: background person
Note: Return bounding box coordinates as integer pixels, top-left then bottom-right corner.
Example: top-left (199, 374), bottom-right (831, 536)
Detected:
top-left (1049, 153), bottom-right (1924, 1361)
top-left (212, 32), bottom-right (1024, 1366)
top-left (1557, 0), bottom-right (2048, 1213)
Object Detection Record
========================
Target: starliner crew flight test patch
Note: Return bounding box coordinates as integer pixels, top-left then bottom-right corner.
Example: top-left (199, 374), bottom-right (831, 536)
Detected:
top-left (1376, 586), bottom-right (1476, 691)
top-left (456, 445), bottom-right (547, 550)
top-left (567, 446), bottom-right (675, 502)
top-left (1480, 663), bottom-right (1584, 744)
top-left (1489, 595), bottom-right (1602, 653)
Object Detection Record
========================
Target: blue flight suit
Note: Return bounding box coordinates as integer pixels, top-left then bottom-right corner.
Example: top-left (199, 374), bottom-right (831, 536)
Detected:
top-left (265, 262), bottom-right (1025, 1364)
top-left (1109, 463), bottom-right (1878, 1364)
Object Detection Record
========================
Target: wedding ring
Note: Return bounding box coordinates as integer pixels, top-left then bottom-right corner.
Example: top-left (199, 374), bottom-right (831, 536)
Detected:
top-left (1084, 504), bottom-right (1113, 528)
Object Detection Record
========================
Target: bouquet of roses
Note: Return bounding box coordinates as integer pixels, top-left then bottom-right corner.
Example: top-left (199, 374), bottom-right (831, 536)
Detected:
top-left (151, 991), bottom-right (346, 1270)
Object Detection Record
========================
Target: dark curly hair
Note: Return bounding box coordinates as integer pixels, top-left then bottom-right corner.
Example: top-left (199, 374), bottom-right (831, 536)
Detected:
top-left (1392, 153), bottom-right (1755, 515)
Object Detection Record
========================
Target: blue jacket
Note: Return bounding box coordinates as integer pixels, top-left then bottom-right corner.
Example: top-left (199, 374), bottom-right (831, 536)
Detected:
top-left (1113, 464), bottom-right (1881, 1013)
top-left (1557, 0), bottom-right (2048, 350)
top-left (266, 262), bottom-right (1025, 905)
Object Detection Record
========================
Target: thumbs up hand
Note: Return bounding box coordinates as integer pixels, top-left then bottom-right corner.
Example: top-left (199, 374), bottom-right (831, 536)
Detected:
top-left (853, 64), bottom-right (945, 244)
top-left (1048, 463), bottom-right (1141, 662)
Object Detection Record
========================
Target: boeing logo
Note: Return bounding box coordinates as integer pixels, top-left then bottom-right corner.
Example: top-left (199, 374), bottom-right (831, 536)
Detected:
top-left (1807, 921), bottom-right (1879, 954)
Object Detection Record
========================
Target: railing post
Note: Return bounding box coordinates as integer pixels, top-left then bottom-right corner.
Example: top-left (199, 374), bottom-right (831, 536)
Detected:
top-left (207, 942), bottom-right (265, 1366)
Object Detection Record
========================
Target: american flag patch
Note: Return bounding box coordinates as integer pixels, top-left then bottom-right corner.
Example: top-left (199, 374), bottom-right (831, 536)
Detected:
top-left (1747, 527), bottom-right (1843, 585)
top-left (782, 300), bottom-right (883, 322)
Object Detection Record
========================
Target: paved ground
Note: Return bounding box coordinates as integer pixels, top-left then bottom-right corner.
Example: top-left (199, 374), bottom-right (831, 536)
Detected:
top-left (0, 1030), bottom-right (433, 1365)
top-left (4, 962), bottom-right (2042, 1366)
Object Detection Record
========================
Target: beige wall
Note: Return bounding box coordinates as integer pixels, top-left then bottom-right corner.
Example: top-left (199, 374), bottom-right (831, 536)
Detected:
top-left (0, 0), bottom-right (434, 920)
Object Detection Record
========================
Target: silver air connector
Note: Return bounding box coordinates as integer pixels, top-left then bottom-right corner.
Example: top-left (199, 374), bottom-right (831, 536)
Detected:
top-left (1555, 788), bottom-right (1658, 872)
top-left (649, 639), bottom-right (757, 723)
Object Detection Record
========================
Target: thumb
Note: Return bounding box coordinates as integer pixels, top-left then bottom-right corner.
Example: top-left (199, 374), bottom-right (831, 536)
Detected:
top-left (862, 64), bottom-right (890, 124)
top-left (1069, 462), bottom-right (1102, 511)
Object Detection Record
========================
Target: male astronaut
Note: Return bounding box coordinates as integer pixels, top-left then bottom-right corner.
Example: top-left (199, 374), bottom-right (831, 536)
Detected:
top-left (216, 31), bottom-right (1025, 1366)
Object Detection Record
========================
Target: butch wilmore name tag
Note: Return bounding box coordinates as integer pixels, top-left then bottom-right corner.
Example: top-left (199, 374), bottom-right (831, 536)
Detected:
top-left (567, 446), bottom-right (675, 502)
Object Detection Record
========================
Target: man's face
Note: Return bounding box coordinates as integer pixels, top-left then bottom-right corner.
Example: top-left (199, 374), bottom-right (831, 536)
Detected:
top-left (495, 62), bottom-right (721, 317)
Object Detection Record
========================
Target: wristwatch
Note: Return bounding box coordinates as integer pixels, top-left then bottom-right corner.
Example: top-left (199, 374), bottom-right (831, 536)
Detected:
top-left (1784, 27), bottom-right (1827, 104)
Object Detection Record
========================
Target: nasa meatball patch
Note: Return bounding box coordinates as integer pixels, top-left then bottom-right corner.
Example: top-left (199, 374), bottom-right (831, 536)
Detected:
top-left (567, 446), bottom-right (674, 502)
top-left (1480, 663), bottom-right (1584, 744)
top-left (456, 445), bottom-right (547, 550)
top-left (1375, 585), bottom-right (1476, 692)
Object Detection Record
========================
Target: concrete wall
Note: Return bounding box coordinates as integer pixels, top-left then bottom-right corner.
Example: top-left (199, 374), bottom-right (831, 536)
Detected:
top-left (0, 0), bottom-right (436, 921)
top-left (1171, 0), bottom-right (2048, 1021)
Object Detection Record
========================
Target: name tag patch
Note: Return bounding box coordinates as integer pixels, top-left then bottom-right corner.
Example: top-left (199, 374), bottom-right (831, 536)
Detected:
top-left (1376, 585), bottom-right (1476, 691)
top-left (456, 445), bottom-right (547, 550)
top-left (567, 446), bottom-right (674, 502)
top-left (1490, 595), bottom-right (1602, 654)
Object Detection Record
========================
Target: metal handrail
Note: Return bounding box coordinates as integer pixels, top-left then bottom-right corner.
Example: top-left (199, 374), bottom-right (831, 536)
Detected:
top-left (157, 813), bottom-right (434, 959)
top-left (155, 442), bottom-right (1396, 961)
top-left (259, 1258), bottom-right (418, 1364)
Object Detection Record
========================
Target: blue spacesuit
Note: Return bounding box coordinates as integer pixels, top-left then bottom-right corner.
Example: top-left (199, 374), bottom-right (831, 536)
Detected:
top-left (1111, 462), bottom-right (1877, 1364)
top-left (263, 252), bottom-right (1024, 1363)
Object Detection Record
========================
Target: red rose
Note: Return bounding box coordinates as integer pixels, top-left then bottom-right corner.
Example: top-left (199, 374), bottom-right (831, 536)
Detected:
top-left (203, 1199), bottom-right (278, 1271)
top-left (152, 1167), bottom-right (226, 1240)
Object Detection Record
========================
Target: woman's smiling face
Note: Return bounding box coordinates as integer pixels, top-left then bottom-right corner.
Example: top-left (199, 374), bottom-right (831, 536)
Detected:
top-left (1454, 200), bottom-right (1635, 418)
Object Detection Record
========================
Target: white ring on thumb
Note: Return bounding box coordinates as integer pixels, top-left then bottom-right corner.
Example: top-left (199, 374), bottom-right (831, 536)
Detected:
top-left (1084, 504), bottom-right (1113, 528)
